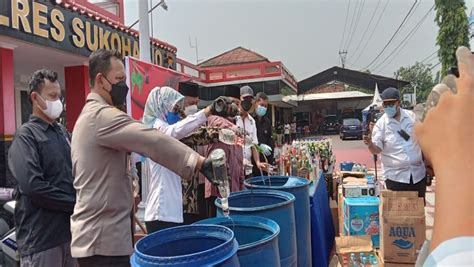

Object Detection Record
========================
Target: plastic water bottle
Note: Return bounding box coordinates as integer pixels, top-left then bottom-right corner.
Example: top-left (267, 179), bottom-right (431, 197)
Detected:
top-left (369, 254), bottom-right (378, 266)
top-left (210, 149), bottom-right (230, 216)
top-left (349, 253), bottom-right (359, 267)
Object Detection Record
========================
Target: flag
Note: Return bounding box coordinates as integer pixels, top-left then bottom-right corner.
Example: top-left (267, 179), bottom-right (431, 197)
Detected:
top-left (371, 83), bottom-right (383, 108)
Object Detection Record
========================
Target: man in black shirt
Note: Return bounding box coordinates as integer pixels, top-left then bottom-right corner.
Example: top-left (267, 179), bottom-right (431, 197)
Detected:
top-left (8, 69), bottom-right (76, 267)
top-left (253, 92), bottom-right (274, 176)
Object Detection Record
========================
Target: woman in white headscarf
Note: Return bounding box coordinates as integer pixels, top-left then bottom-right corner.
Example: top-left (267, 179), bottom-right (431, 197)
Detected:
top-left (142, 86), bottom-right (216, 233)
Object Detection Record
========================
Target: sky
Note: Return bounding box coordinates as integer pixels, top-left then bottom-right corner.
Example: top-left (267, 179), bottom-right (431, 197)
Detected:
top-left (123, 0), bottom-right (474, 81)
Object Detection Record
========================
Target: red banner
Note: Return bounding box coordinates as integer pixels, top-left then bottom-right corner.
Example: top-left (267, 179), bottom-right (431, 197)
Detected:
top-left (125, 57), bottom-right (192, 120)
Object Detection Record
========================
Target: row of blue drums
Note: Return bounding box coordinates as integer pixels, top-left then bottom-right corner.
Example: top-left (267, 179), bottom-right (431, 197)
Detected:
top-left (131, 176), bottom-right (313, 267)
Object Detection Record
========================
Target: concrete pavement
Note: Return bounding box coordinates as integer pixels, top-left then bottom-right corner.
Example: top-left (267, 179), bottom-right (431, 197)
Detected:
top-left (323, 134), bottom-right (381, 171)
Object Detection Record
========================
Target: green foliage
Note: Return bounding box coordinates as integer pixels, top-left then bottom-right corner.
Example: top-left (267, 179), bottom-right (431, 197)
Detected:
top-left (394, 62), bottom-right (435, 103)
top-left (435, 0), bottom-right (471, 77)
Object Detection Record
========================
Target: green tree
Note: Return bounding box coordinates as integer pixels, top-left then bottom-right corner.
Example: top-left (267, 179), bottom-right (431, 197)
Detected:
top-left (435, 0), bottom-right (470, 77)
top-left (394, 62), bottom-right (435, 103)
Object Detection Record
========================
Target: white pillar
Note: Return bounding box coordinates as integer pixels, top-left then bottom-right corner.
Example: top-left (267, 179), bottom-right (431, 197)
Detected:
top-left (271, 105), bottom-right (275, 127)
top-left (413, 85), bottom-right (417, 105)
top-left (136, 0), bottom-right (151, 225)
top-left (139, 0), bottom-right (151, 63)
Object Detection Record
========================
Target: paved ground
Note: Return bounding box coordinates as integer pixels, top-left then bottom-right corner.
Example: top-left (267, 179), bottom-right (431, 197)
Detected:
top-left (324, 134), bottom-right (381, 171)
top-left (321, 134), bottom-right (435, 240)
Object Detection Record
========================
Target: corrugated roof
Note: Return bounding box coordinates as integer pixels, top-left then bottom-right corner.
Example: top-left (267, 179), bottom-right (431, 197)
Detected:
top-left (298, 66), bottom-right (410, 94)
top-left (198, 47), bottom-right (269, 68)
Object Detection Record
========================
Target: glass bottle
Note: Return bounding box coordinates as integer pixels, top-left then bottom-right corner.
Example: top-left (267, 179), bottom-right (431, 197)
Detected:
top-left (210, 149), bottom-right (230, 216)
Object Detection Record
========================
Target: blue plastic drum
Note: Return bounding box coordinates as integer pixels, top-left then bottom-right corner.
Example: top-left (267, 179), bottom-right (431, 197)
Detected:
top-left (195, 215), bottom-right (280, 267)
top-left (131, 224), bottom-right (239, 266)
top-left (245, 176), bottom-right (312, 267)
top-left (215, 189), bottom-right (297, 267)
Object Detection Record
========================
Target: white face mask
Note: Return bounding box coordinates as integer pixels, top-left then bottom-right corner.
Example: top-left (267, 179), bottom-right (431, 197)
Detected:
top-left (38, 96), bottom-right (63, 120)
top-left (184, 105), bottom-right (198, 116)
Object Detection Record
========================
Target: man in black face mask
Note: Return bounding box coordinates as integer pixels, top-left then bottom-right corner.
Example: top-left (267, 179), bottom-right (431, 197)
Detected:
top-left (236, 86), bottom-right (268, 179)
top-left (70, 49), bottom-right (221, 266)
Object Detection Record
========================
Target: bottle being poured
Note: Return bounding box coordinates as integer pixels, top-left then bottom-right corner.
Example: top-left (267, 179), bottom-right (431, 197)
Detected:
top-left (210, 148), bottom-right (231, 217)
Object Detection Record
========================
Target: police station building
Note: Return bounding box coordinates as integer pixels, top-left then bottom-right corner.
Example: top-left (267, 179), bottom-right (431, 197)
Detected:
top-left (0, 0), bottom-right (179, 186)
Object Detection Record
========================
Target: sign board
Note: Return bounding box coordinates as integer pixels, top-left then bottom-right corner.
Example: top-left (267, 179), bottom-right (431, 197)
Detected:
top-left (0, 0), bottom-right (176, 68)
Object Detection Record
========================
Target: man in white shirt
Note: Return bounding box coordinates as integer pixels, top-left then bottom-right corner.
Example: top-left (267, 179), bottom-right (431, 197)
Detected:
top-left (236, 86), bottom-right (268, 179)
top-left (364, 87), bottom-right (427, 198)
top-left (178, 81), bottom-right (200, 116)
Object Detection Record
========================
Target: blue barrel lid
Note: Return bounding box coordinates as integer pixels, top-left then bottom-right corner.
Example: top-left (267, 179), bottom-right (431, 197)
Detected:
top-left (215, 189), bottom-right (295, 212)
top-left (195, 215), bottom-right (280, 250)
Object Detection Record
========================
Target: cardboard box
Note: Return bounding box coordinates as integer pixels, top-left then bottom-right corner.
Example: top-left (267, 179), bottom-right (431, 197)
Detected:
top-left (380, 190), bottom-right (418, 198)
top-left (336, 236), bottom-right (373, 254)
top-left (332, 176), bottom-right (338, 200)
top-left (379, 190), bottom-right (425, 264)
top-left (330, 200), bottom-right (339, 236)
top-left (379, 254), bottom-right (415, 267)
top-left (329, 255), bottom-right (342, 267)
top-left (343, 197), bottom-right (380, 247)
top-left (335, 236), bottom-right (381, 267)
top-left (338, 186), bottom-right (345, 236)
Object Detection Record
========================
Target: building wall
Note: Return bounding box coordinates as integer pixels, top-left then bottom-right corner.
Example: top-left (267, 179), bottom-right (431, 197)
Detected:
top-left (305, 82), bottom-right (346, 94)
top-left (199, 80), bottom-right (283, 101)
top-left (226, 68), bottom-right (261, 78)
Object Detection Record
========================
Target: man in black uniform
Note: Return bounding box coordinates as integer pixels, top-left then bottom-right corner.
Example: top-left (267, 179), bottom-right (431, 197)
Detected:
top-left (253, 92), bottom-right (274, 176)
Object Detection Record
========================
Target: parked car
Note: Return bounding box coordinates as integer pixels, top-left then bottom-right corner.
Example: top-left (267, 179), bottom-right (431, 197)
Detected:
top-left (340, 118), bottom-right (363, 140)
top-left (321, 115), bottom-right (340, 135)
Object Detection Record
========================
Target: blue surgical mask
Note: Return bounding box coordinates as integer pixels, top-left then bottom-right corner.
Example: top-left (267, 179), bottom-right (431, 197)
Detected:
top-left (166, 111), bottom-right (181, 125)
top-left (384, 105), bottom-right (397, 118)
top-left (256, 105), bottom-right (267, 117)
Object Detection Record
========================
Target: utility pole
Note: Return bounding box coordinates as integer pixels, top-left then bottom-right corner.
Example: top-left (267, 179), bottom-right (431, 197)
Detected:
top-left (150, 0), bottom-right (154, 38)
top-left (339, 50), bottom-right (348, 68)
top-left (189, 37), bottom-right (199, 64)
top-left (138, 0), bottom-right (151, 63)
top-left (413, 84), bottom-right (417, 105)
top-left (470, 8), bottom-right (474, 39)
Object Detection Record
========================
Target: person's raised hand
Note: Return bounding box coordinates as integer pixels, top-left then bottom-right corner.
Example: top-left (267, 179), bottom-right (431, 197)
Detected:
top-left (414, 46), bottom-right (474, 173)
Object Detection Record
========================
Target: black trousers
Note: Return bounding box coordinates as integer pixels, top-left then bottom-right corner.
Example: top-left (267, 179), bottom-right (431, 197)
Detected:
top-left (78, 255), bottom-right (130, 267)
top-left (145, 212), bottom-right (207, 234)
top-left (284, 134), bottom-right (291, 144)
top-left (145, 220), bottom-right (182, 234)
top-left (385, 176), bottom-right (427, 200)
top-left (145, 184), bottom-right (208, 234)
